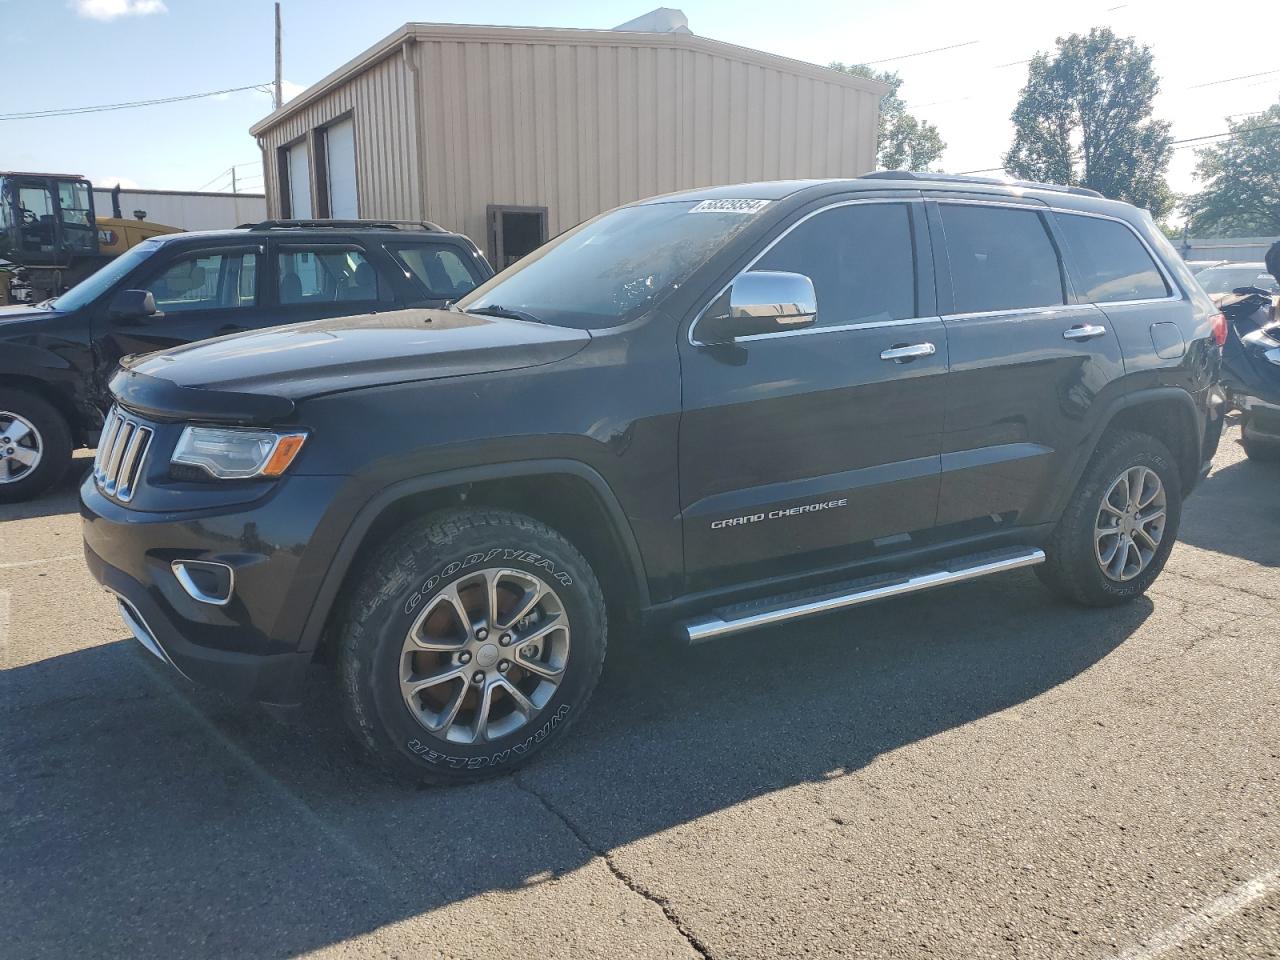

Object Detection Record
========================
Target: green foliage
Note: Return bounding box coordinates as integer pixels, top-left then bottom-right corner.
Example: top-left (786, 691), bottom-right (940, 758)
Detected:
top-left (1183, 102), bottom-right (1280, 237)
top-left (1003, 28), bottom-right (1174, 217)
top-left (829, 62), bottom-right (946, 172)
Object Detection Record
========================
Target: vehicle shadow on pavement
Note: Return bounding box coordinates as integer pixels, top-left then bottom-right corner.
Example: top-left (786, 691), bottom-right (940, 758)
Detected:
top-left (1176, 444), bottom-right (1280, 567)
top-left (2, 571), bottom-right (1150, 958)
top-left (0, 454), bottom-right (92, 522)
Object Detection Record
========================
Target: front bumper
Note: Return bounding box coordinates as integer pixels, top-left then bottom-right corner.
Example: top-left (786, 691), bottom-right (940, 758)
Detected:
top-left (81, 472), bottom-right (348, 704)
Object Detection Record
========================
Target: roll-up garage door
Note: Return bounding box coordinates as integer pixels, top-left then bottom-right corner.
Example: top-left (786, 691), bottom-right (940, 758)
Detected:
top-left (287, 141), bottom-right (312, 219)
top-left (325, 119), bottom-right (358, 219)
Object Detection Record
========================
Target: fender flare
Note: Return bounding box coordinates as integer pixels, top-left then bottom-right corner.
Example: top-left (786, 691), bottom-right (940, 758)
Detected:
top-left (1051, 386), bottom-right (1203, 518)
top-left (296, 458), bottom-right (651, 654)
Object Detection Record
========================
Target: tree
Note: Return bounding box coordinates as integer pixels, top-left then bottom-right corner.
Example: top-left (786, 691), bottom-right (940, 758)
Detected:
top-left (1003, 28), bottom-right (1174, 217)
top-left (829, 63), bottom-right (945, 171)
top-left (1183, 102), bottom-right (1280, 237)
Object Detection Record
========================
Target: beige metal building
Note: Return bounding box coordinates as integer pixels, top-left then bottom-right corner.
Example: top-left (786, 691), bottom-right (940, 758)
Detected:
top-left (250, 12), bottom-right (888, 267)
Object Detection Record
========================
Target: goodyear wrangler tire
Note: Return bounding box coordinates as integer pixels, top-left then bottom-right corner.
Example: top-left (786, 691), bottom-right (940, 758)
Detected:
top-left (339, 509), bottom-right (606, 784)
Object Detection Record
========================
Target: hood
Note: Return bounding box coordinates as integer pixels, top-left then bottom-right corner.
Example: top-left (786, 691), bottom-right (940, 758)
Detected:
top-left (0, 303), bottom-right (56, 327)
top-left (113, 308), bottom-right (590, 425)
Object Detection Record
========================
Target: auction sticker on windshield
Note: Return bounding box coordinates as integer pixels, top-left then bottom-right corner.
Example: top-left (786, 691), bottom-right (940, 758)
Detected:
top-left (689, 199), bottom-right (771, 214)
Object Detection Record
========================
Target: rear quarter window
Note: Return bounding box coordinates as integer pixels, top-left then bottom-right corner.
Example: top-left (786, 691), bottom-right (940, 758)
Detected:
top-left (389, 243), bottom-right (483, 301)
top-left (1056, 213), bottom-right (1170, 302)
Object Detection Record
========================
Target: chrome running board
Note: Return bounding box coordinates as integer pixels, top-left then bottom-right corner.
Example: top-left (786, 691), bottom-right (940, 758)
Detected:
top-left (680, 546), bottom-right (1046, 645)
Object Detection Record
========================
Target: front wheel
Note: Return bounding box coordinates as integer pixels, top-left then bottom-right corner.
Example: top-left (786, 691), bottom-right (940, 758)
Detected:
top-left (1036, 430), bottom-right (1182, 606)
top-left (338, 509), bottom-right (606, 784)
top-left (0, 389), bottom-right (73, 503)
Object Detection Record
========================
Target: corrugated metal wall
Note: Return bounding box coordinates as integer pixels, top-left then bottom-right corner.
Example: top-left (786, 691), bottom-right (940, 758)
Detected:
top-left (258, 52), bottom-right (422, 222)
top-left (93, 189), bottom-right (266, 231)
top-left (255, 29), bottom-right (882, 250)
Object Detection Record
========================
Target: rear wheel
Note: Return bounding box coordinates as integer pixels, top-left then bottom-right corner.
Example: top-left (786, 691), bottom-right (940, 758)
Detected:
top-left (0, 389), bottom-right (72, 503)
top-left (338, 509), bottom-right (606, 784)
top-left (1037, 431), bottom-right (1182, 606)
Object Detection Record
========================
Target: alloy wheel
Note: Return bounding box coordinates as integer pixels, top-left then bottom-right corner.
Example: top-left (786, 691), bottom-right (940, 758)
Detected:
top-left (0, 411), bottom-right (42, 484)
top-left (399, 567), bottom-right (571, 743)
top-left (1094, 465), bottom-right (1167, 582)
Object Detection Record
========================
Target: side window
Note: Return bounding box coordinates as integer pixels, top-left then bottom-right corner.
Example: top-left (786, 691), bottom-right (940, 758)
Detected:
top-left (389, 243), bottom-right (482, 301)
top-left (1056, 213), bottom-right (1170, 303)
top-left (276, 246), bottom-right (385, 304)
top-left (939, 204), bottom-right (1065, 314)
top-left (752, 203), bottom-right (917, 328)
top-left (145, 250), bottom-right (257, 312)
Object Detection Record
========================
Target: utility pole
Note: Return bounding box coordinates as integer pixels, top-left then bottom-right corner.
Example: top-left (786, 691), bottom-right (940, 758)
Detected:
top-left (231, 167), bottom-right (238, 195)
top-left (274, 2), bottom-right (283, 111)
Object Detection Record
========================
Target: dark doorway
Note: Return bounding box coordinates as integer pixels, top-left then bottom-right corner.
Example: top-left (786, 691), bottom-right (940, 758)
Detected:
top-left (486, 204), bottom-right (548, 269)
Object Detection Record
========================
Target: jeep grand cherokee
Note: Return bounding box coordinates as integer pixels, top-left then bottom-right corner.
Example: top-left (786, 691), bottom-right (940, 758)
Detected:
top-left (81, 173), bottom-right (1225, 783)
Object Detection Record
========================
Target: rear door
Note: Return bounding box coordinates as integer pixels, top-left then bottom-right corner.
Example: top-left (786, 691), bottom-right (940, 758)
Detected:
top-left (1051, 209), bottom-right (1186, 376)
top-left (269, 240), bottom-right (396, 324)
top-left (678, 197), bottom-right (949, 592)
top-left (929, 199), bottom-right (1124, 530)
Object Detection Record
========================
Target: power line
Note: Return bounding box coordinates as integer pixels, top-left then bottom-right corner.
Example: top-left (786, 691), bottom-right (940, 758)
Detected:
top-left (1187, 68), bottom-right (1280, 91)
top-left (0, 83), bottom-right (271, 121)
top-left (865, 40), bottom-right (980, 66)
top-left (953, 121), bottom-right (1280, 176)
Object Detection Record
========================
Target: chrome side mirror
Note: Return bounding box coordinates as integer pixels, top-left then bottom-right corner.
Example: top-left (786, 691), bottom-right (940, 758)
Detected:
top-left (697, 271), bottom-right (817, 344)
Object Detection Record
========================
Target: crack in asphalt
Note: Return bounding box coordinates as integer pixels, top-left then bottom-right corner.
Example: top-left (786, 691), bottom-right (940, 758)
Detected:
top-left (513, 774), bottom-right (714, 960)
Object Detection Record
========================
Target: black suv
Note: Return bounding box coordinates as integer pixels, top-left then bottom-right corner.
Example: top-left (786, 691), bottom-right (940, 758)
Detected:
top-left (0, 220), bottom-right (492, 501)
top-left (81, 174), bottom-right (1225, 784)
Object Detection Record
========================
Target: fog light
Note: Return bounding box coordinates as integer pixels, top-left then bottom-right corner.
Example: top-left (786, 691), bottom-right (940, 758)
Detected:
top-left (171, 560), bottom-right (235, 606)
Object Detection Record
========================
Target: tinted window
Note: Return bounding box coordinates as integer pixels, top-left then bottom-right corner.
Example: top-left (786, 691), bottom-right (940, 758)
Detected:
top-left (277, 246), bottom-right (384, 304)
top-left (144, 250), bottom-right (257, 312)
top-left (752, 203), bottom-right (916, 328)
top-left (1057, 214), bottom-right (1169, 302)
top-left (940, 204), bottom-right (1064, 314)
top-left (390, 243), bottom-right (482, 300)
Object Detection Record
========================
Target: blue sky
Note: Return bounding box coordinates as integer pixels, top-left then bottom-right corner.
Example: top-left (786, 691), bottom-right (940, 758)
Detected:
top-left (3, 0), bottom-right (1277, 213)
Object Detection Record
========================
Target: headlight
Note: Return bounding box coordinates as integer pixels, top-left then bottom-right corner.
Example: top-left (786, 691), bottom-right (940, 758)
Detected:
top-left (1265, 347), bottom-right (1280, 367)
top-left (171, 426), bottom-right (307, 480)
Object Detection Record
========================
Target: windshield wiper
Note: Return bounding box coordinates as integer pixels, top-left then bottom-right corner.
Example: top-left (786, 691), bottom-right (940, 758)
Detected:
top-left (465, 304), bottom-right (543, 324)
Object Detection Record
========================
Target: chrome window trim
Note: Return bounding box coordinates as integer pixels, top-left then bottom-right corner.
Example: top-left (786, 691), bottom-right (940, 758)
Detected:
top-left (731, 315), bottom-right (941, 343)
top-left (942, 302), bottom-right (1098, 323)
top-left (687, 197), bottom-right (925, 347)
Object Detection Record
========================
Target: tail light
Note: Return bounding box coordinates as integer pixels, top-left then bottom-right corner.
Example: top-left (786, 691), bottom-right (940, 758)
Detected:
top-left (1210, 312), bottom-right (1227, 347)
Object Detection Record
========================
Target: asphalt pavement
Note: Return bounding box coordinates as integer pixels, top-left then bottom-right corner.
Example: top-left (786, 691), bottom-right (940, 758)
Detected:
top-left (2, 425), bottom-right (1277, 959)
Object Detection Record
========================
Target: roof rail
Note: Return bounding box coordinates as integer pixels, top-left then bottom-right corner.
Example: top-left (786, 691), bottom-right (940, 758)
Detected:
top-left (861, 170), bottom-right (1104, 199)
top-left (237, 218), bottom-right (449, 232)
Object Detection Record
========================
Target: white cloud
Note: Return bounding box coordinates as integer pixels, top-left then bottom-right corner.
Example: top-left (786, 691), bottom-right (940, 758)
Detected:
top-left (72, 0), bottom-right (167, 21)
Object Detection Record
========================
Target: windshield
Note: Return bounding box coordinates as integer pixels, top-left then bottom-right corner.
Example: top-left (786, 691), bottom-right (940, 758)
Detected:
top-left (1197, 265), bottom-right (1278, 296)
top-left (51, 241), bottom-right (159, 311)
top-left (456, 200), bottom-right (768, 328)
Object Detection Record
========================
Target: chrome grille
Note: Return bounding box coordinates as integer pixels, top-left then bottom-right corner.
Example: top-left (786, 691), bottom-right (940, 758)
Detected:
top-left (93, 406), bottom-right (153, 502)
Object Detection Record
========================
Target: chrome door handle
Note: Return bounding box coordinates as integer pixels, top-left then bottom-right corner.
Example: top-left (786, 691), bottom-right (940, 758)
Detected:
top-left (1063, 323), bottom-right (1107, 341)
top-left (880, 342), bottom-right (936, 362)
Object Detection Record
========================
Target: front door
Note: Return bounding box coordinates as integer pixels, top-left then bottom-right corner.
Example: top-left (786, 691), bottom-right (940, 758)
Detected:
top-left (929, 200), bottom-right (1125, 529)
top-left (91, 243), bottom-right (264, 403)
top-left (678, 199), bottom-right (949, 592)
